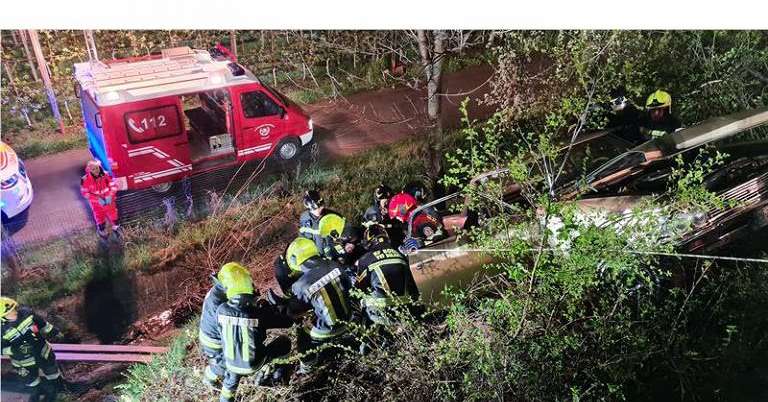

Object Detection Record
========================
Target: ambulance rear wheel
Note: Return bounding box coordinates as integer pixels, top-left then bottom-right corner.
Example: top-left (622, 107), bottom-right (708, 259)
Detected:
top-left (151, 182), bottom-right (174, 193)
top-left (275, 138), bottom-right (300, 161)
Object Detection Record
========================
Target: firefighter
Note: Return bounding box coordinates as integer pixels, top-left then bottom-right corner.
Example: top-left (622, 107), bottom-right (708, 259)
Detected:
top-left (606, 85), bottom-right (644, 145)
top-left (1, 297), bottom-right (62, 401)
top-left (80, 159), bottom-right (120, 241)
top-left (363, 184), bottom-right (393, 225)
top-left (355, 224), bottom-right (420, 326)
top-left (640, 89), bottom-right (681, 139)
top-left (285, 237), bottom-right (355, 374)
top-left (215, 262), bottom-right (293, 402)
top-left (199, 273), bottom-right (228, 390)
top-left (298, 190), bottom-right (340, 252)
top-left (318, 213), bottom-right (363, 264)
top-left (362, 184), bottom-right (404, 248)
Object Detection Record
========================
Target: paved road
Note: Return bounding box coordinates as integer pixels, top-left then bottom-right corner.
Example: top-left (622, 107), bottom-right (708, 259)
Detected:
top-left (5, 64), bottom-right (493, 247)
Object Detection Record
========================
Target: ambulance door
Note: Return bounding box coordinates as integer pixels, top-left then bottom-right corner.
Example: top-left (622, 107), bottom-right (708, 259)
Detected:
top-left (231, 84), bottom-right (285, 160)
top-left (120, 97), bottom-right (192, 190)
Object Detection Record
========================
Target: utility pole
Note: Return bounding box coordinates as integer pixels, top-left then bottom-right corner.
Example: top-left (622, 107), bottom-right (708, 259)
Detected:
top-left (28, 29), bottom-right (65, 134)
top-left (83, 30), bottom-right (99, 62)
top-left (18, 30), bottom-right (40, 82)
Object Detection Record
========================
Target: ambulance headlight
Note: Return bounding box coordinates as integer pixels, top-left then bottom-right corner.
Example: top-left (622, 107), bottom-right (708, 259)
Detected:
top-left (105, 91), bottom-right (120, 101)
top-left (309, 119), bottom-right (313, 130)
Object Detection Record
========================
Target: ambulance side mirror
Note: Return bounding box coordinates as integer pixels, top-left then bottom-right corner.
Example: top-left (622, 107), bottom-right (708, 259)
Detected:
top-left (95, 112), bottom-right (103, 128)
top-left (74, 82), bottom-right (82, 99)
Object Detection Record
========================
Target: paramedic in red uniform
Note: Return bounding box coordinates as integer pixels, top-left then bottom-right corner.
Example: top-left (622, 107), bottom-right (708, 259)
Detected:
top-left (80, 160), bottom-right (121, 239)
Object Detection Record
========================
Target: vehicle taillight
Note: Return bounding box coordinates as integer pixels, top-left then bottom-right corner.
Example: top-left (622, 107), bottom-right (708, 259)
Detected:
top-left (1, 174), bottom-right (19, 190)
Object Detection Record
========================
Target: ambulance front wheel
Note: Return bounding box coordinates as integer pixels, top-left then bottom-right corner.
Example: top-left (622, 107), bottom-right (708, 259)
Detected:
top-left (275, 138), bottom-right (300, 161)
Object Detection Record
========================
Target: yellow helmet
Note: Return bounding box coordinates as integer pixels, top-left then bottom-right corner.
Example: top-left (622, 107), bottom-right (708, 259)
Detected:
top-left (318, 213), bottom-right (346, 238)
top-left (217, 262), bottom-right (254, 299)
top-left (1, 297), bottom-right (18, 320)
top-left (286, 237), bottom-right (320, 273)
top-left (646, 90), bottom-right (672, 110)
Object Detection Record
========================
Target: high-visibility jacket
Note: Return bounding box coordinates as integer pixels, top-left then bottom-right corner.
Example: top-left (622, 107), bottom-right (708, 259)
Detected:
top-left (216, 295), bottom-right (293, 375)
top-left (291, 257), bottom-right (354, 340)
top-left (1, 308), bottom-right (56, 369)
top-left (640, 114), bottom-right (682, 139)
top-left (356, 243), bottom-right (419, 306)
top-left (199, 283), bottom-right (227, 353)
top-left (80, 166), bottom-right (119, 225)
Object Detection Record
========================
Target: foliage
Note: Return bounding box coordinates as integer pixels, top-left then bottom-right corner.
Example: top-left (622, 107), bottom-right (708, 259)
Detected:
top-left (488, 30), bottom-right (768, 128)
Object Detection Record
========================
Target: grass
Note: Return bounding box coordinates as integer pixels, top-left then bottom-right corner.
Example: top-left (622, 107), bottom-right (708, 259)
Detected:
top-left (117, 320), bottom-right (208, 402)
top-left (112, 134), bottom-right (431, 401)
top-left (2, 126), bottom-right (87, 159)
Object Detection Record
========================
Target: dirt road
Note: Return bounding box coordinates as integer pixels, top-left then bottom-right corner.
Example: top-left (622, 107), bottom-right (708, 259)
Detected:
top-left (5, 64), bottom-right (494, 247)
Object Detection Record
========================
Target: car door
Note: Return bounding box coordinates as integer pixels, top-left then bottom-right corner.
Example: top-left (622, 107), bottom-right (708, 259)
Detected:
top-left (231, 85), bottom-right (285, 160)
top-left (116, 97), bottom-right (192, 189)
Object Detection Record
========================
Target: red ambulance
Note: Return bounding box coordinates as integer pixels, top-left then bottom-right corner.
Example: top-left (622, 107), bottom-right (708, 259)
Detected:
top-left (74, 46), bottom-right (314, 192)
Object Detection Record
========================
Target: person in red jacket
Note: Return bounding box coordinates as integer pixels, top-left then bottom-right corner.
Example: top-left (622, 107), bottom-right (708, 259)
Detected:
top-left (80, 160), bottom-right (120, 240)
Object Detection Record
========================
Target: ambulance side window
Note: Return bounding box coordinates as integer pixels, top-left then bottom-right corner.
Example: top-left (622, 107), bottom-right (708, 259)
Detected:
top-left (240, 91), bottom-right (282, 119)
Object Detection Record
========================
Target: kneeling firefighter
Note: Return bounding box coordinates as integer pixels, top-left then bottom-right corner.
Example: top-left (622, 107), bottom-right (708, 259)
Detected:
top-left (215, 263), bottom-right (293, 402)
top-left (355, 224), bottom-right (420, 325)
top-left (284, 237), bottom-right (355, 374)
top-left (1, 297), bottom-right (62, 401)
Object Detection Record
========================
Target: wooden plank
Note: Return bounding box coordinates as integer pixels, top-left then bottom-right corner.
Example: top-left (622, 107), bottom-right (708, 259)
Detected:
top-left (50, 343), bottom-right (167, 354)
top-left (53, 352), bottom-right (154, 363)
top-left (2, 353), bottom-right (153, 363)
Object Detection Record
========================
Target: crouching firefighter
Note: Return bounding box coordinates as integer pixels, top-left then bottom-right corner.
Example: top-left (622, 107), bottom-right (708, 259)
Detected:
top-left (362, 184), bottom-right (404, 248)
top-left (1, 297), bottom-right (62, 401)
top-left (318, 213), bottom-right (363, 265)
top-left (215, 263), bottom-right (293, 402)
top-left (284, 237), bottom-right (355, 374)
top-left (355, 224), bottom-right (421, 326)
top-left (298, 190), bottom-right (340, 252)
top-left (80, 159), bottom-right (121, 241)
top-left (199, 273), bottom-right (228, 390)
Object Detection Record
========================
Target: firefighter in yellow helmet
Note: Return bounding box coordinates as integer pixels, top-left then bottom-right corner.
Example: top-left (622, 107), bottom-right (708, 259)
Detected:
top-left (282, 237), bottom-right (355, 374)
top-left (318, 213), bottom-right (363, 264)
top-left (214, 263), bottom-right (293, 402)
top-left (640, 90), bottom-right (681, 139)
top-left (1, 296), bottom-right (62, 401)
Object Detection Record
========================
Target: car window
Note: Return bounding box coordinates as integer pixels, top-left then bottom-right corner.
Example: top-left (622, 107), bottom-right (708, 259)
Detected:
top-left (240, 91), bottom-right (282, 118)
top-left (124, 105), bottom-right (182, 143)
top-left (262, 84), bottom-right (288, 106)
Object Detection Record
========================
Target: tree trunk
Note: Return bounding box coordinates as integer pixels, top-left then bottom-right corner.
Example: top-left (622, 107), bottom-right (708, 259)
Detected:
top-left (18, 30), bottom-right (40, 82)
top-left (229, 30), bottom-right (238, 60)
top-left (28, 29), bottom-right (65, 134)
top-left (416, 30), bottom-right (448, 197)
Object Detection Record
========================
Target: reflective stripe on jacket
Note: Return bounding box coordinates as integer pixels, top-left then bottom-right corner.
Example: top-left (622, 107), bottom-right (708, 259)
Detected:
top-left (291, 257), bottom-right (354, 338)
top-left (1, 308), bottom-right (56, 365)
top-left (80, 167), bottom-right (118, 205)
top-left (199, 284), bottom-right (227, 351)
top-left (356, 244), bottom-right (419, 301)
top-left (216, 296), bottom-right (292, 375)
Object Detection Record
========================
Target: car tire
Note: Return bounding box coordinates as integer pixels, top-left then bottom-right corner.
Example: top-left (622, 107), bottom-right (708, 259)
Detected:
top-left (151, 181), bottom-right (174, 193)
top-left (275, 138), bottom-right (300, 161)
